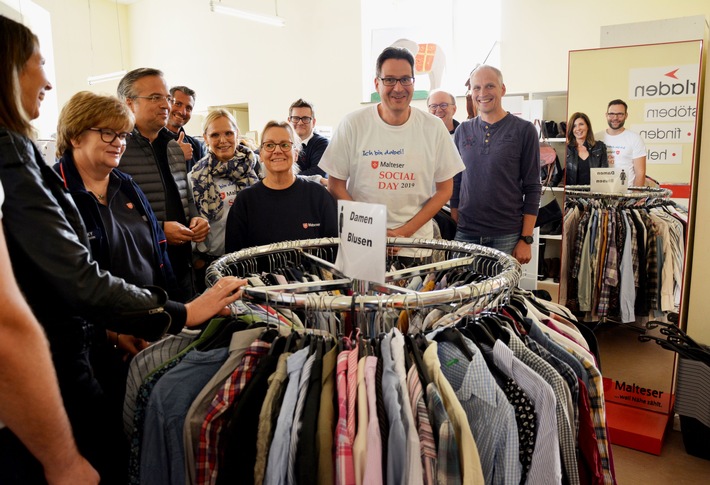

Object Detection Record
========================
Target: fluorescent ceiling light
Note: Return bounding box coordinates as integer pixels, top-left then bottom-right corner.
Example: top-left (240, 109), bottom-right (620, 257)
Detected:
top-left (87, 70), bottom-right (127, 85)
top-left (210, 1), bottom-right (285, 27)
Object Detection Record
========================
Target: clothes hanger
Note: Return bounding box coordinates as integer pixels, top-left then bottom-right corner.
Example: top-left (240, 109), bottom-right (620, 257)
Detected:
top-left (432, 327), bottom-right (474, 361)
top-left (404, 333), bottom-right (430, 391)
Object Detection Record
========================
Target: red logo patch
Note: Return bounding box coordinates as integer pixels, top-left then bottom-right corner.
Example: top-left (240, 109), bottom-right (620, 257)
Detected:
top-left (302, 223), bottom-right (309, 229)
top-left (126, 202), bottom-right (134, 209)
top-left (371, 160), bottom-right (379, 169)
top-left (220, 192), bottom-right (226, 200)
top-left (616, 150), bottom-right (620, 155)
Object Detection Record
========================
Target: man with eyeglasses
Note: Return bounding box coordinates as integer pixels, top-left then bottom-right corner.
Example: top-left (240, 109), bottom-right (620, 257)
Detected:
top-left (117, 68), bottom-right (209, 302)
top-left (320, 46), bottom-right (464, 259)
top-left (167, 85), bottom-right (205, 172)
top-left (288, 98), bottom-right (328, 177)
top-left (427, 89), bottom-right (459, 136)
top-left (596, 99), bottom-right (646, 186)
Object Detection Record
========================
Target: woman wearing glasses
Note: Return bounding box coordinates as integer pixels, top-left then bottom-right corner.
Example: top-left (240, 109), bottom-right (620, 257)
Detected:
top-left (189, 109), bottom-right (260, 282)
top-left (0, 17), bottom-right (246, 483)
top-left (225, 121), bottom-right (337, 252)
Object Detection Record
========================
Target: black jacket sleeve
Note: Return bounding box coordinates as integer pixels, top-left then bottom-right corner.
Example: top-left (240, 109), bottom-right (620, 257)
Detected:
top-left (0, 130), bottom-right (184, 340)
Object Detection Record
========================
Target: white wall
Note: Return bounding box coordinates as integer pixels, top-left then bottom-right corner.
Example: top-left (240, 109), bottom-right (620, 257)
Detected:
top-left (13, 0), bottom-right (707, 134)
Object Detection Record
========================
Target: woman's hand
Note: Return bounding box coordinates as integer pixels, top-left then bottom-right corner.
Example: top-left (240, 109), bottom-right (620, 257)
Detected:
top-left (184, 276), bottom-right (248, 327)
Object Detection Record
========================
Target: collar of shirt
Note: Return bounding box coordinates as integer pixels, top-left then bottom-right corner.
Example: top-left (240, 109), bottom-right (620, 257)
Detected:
top-left (299, 133), bottom-right (314, 146)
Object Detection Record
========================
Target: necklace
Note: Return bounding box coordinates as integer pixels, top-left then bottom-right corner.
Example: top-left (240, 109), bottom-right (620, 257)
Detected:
top-left (89, 190), bottom-right (105, 201)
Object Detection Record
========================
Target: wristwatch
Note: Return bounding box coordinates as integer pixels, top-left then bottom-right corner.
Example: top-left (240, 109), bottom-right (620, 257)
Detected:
top-left (519, 235), bottom-right (534, 244)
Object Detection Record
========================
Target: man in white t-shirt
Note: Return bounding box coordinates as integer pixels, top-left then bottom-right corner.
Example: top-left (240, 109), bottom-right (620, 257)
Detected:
top-left (597, 99), bottom-right (647, 186)
top-left (319, 46), bottom-right (464, 250)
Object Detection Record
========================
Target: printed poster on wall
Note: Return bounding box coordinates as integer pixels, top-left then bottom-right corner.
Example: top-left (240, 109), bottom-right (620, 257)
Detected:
top-left (335, 200), bottom-right (387, 284)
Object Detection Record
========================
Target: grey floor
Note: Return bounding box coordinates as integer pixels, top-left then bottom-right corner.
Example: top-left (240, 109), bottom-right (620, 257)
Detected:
top-left (612, 426), bottom-right (710, 484)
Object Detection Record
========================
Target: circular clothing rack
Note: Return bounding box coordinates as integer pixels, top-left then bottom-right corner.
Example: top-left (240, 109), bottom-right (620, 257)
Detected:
top-left (206, 237), bottom-right (521, 313)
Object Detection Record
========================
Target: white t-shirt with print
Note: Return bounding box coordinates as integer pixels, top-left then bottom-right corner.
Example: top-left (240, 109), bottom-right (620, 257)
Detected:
top-left (597, 129), bottom-right (646, 184)
top-left (319, 105), bottom-right (464, 240)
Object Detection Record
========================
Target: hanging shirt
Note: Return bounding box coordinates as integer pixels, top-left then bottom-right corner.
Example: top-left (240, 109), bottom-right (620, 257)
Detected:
top-left (492, 340), bottom-right (561, 485)
top-left (263, 347), bottom-right (309, 485)
top-left (335, 349), bottom-right (356, 485)
top-left (363, 356), bottom-right (384, 485)
top-left (422, 341), bottom-right (485, 485)
top-left (430, 330), bottom-right (521, 485)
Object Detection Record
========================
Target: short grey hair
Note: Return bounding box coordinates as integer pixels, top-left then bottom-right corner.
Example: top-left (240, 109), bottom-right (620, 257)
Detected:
top-left (117, 67), bottom-right (164, 100)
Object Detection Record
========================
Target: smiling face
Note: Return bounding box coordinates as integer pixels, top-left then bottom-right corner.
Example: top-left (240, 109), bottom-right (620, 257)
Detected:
top-left (289, 106), bottom-right (315, 141)
top-left (204, 116), bottom-right (238, 162)
top-left (470, 66), bottom-right (506, 122)
top-left (573, 117), bottom-right (589, 142)
top-left (261, 126), bottom-right (296, 177)
top-left (606, 104), bottom-right (627, 132)
top-left (169, 89), bottom-right (194, 132)
top-left (375, 58), bottom-right (414, 122)
top-left (126, 75), bottom-right (171, 134)
top-left (72, 126), bottom-right (130, 174)
top-left (19, 44), bottom-right (52, 121)
top-left (427, 90), bottom-right (456, 128)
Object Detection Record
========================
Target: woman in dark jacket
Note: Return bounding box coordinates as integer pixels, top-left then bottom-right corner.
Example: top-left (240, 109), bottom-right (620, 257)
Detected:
top-left (565, 112), bottom-right (608, 185)
top-left (0, 17), bottom-right (246, 484)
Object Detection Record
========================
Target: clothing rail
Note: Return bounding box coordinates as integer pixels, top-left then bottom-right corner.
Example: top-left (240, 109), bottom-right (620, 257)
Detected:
top-left (565, 185), bottom-right (673, 200)
top-left (206, 237), bottom-right (521, 312)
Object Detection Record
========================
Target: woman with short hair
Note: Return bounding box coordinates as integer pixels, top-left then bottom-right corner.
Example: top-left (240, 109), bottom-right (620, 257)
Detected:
top-left (225, 121), bottom-right (337, 252)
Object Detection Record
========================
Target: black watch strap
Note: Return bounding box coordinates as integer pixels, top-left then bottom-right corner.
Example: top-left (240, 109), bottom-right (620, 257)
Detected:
top-left (519, 235), bottom-right (534, 244)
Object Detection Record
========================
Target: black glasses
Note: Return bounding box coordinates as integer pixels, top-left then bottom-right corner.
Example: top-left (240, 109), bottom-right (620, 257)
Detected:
top-left (87, 128), bottom-right (132, 144)
top-left (289, 116), bottom-right (312, 124)
top-left (379, 77), bottom-right (415, 86)
top-left (131, 94), bottom-right (173, 104)
top-left (261, 142), bottom-right (293, 152)
top-left (428, 103), bottom-right (451, 111)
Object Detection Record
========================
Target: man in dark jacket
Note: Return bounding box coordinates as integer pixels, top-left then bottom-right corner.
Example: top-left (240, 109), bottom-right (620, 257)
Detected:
top-left (288, 98), bottom-right (329, 177)
top-left (168, 85), bottom-right (205, 172)
top-left (117, 68), bottom-right (210, 301)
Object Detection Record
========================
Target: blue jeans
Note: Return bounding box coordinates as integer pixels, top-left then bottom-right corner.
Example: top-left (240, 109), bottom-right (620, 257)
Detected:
top-left (454, 230), bottom-right (519, 255)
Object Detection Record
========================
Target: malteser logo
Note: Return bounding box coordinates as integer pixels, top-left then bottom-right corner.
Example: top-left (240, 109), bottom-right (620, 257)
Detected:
top-left (303, 223), bottom-right (309, 229)
top-left (371, 160), bottom-right (379, 169)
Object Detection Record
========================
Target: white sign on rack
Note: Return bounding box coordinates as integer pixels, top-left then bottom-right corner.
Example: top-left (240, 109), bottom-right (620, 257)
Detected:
top-left (335, 200), bottom-right (387, 284)
top-left (590, 167), bottom-right (628, 194)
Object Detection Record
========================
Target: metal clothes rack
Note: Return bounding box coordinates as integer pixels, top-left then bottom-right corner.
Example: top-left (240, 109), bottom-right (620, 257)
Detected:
top-left (565, 185), bottom-right (673, 201)
top-left (205, 237), bottom-right (521, 313)
top-left (563, 185), bottom-right (678, 332)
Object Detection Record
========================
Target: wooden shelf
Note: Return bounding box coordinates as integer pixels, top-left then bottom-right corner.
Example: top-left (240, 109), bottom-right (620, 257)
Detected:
top-left (540, 234), bottom-right (562, 241)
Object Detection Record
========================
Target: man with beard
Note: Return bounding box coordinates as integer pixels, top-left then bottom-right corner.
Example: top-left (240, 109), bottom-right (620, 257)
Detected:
top-left (597, 99), bottom-right (646, 186)
top-left (168, 85), bottom-right (205, 172)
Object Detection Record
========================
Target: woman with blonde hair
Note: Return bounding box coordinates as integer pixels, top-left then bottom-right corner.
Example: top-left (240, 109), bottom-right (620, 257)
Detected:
top-left (189, 109), bottom-right (260, 284)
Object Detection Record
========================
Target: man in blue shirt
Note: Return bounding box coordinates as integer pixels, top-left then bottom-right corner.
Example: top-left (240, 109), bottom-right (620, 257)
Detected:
top-left (451, 65), bottom-right (541, 263)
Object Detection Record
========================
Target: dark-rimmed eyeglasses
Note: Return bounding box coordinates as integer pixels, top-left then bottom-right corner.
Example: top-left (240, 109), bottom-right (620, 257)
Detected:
top-left (606, 112), bottom-right (625, 118)
top-left (261, 142), bottom-right (293, 152)
top-left (379, 77), bottom-right (415, 86)
top-left (428, 103), bottom-right (451, 111)
top-left (130, 94), bottom-right (173, 104)
top-left (289, 116), bottom-right (313, 124)
top-left (87, 128), bottom-right (132, 144)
